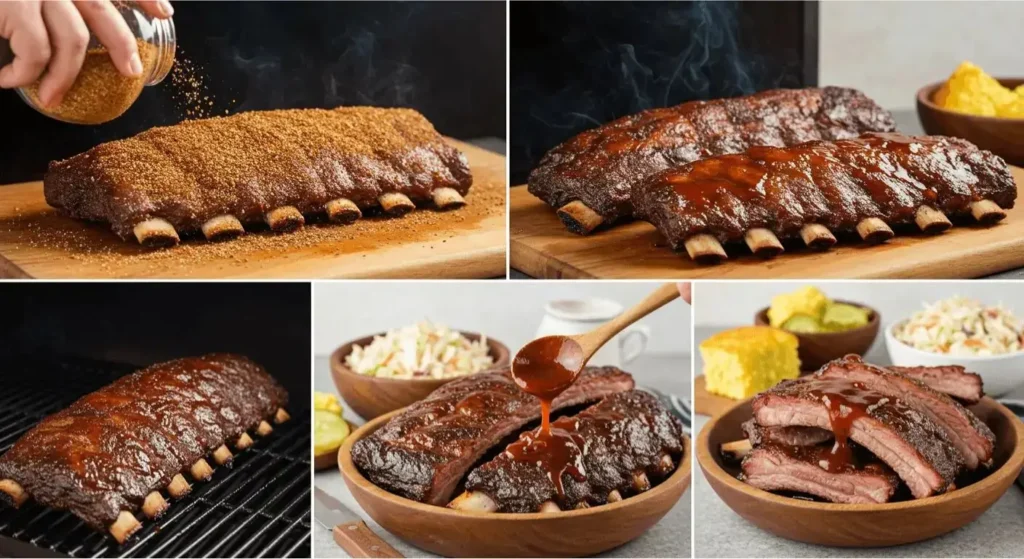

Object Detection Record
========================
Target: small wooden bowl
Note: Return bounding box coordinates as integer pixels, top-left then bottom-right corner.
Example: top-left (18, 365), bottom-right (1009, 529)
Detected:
top-left (754, 302), bottom-right (880, 370)
top-left (697, 397), bottom-right (1024, 547)
top-left (917, 78), bottom-right (1024, 166)
top-left (330, 332), bottom-right (510, 420)
top-left (338, 408), bottom-right (692, 557)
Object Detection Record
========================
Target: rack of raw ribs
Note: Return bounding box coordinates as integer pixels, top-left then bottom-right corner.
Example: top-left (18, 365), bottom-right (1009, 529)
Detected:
top-left (527, 87), bottom-right (1018, 263)
top-left (722, 355), bottom-right (995, 504)
top-left (351, 366), bottom-right (687, 513)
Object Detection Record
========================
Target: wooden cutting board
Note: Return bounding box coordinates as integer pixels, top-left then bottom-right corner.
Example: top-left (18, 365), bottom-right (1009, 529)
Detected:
top-left (0, 140), bottom-right (506, 279)
top-left (510, 166), bottom-right (1024, 279)
top-left (693, 375), bottom-right (743, 418)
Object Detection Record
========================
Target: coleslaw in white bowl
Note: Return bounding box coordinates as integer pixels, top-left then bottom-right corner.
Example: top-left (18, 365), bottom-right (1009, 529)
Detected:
top-left (345, 321), bottom-right (495, 379)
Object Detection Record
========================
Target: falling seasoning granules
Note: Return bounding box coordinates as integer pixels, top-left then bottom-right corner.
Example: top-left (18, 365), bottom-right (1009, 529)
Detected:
top-left (168, 47), bottom-right (216, 120)
top-left (24, 39), bottom-right (158, 125)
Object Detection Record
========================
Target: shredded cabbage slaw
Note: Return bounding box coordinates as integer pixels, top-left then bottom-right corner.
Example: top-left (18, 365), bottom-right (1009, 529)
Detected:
top-left (345, 322), bottom-right (494, 379)
top-left (893, 296), bottom-right (1024, 356)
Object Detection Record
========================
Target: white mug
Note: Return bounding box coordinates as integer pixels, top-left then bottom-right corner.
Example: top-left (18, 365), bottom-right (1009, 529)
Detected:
top-left (534, 298), bottom-right (651, 368)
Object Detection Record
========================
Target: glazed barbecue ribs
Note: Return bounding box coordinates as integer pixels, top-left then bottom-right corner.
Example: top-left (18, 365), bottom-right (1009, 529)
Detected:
top-left (527, 87), bottom-right (896, 235)
top-left (44, 107), bottom-right (473, 247)
top-left (0, 354), bottom-right (290, 543)
top-left (635, 133), bottom-right (1017, 263)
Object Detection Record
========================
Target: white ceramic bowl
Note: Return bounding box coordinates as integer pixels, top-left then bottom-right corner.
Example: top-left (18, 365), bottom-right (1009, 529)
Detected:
top-left (885, 320), bottom-right (1024, 396)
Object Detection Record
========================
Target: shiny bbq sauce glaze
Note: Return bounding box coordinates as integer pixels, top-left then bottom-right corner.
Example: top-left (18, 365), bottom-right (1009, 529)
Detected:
top-left (801, 378), bottom-right (885, 472)
top-left (509, 335), bottom-right (587, 497)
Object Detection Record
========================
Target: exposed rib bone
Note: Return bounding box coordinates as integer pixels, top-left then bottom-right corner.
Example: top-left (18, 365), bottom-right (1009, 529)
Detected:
top-left (607, 490), bottom-right (623, 503)
top-left (448, 490), bottom-right (497, 512)
top-left (167, 474), bottom-right (191, 498)
top-left (190, 458), bottom-right (214, 481)
top-left (684, 234), bottom-right (727, 264)
top-left (720, 439), bottom-right (753, 461)
top-left (265, 206), bottom-right (305, 232)
top-left (275, 408), bottom-right (291, 424)
top-left (657, 453), bottom-right (675, 475)
top-left (379, 193), bottom-right (415, 216)
top-left (212, 445), bottom-right (233, 466)
top-left (800, 223), bottom-right (836, 251)
top-left (971, 200), bottom-right (1006, 224)
top-left (744, 228), bottom-right (784, 258)
top-left (325, 198), bottom-right (361, 224)
top-left (133, 218), bottom-right (179, 248)
top-left (142, 491), bottom-right (168, 518)
top-left (633, 472), bottom-right (651, 492)
top-left (109, 510), bottom-right (141, 544)
top-left (855, 217), bottom-right (894, 244)
top-left (236, 432), bottom-right (254, 450)
top-left (914, 206), bottom-right (952, 233)
top-left (201, 214), bottom-right (245, 241)
top-left (432, 187), bottom-right (467, 210)
top-left (556, 200), bottom-right (604, 235)
top-left (257, 420), bottom-right (273, 436)
top-left (539, 501), bottom-right (561, 513)
top-left (0, 479), bottom-right (28, 507)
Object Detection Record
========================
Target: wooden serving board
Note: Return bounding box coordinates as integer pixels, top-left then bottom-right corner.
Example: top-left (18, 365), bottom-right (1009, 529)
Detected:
top-left (511, 166), bottom-right (1024, 279)
top-left (693, 375), bottom-right (743, 418)
top-left (0, 140), bottom-right (506, 279)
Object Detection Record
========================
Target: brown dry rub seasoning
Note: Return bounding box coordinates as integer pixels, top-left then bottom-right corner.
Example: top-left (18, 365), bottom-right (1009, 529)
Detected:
top-left (24, 39), bottom-right (158, 124)
top-left (44, 107), bottom-right (473, 239)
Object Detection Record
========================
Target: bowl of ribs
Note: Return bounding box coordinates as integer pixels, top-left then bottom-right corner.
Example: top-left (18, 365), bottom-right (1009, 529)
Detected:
top-left (330, 331), bottom-right (510, 420)
top-left (697, 354), bottom-right (1024, 547)
top-left (338, 366), bottom-right (691, 557)
top-left (917, 78), bottom-right (1024, 166)
top-left (754, 302), bottom-right (881, 370)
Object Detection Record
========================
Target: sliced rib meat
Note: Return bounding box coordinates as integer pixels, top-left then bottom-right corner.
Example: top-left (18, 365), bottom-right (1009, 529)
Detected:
top-left (350, 366), bottom-right (634, 505)
top-left (741, 444), bottom-right (900, 504)
top-left (742, 419), bottom-right (833, 447)
top-left (887, 365), bottom-right (984, 405)
top-left (752, 377), bottom-right (964, 499)
top-left (816, 356), bottom-right (994, 469)
top-left (459, 390), bottom-right (684, 512)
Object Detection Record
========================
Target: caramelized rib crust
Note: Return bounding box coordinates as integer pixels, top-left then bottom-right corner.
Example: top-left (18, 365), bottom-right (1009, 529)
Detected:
top-left (44, 107), bottom-right (473, 240)
top-left (528, 87), bottom-right (895, 227)
top-left (0, 354), bottom-right (287, 530)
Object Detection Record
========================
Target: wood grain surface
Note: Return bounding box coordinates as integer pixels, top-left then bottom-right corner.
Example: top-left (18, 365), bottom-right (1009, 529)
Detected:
top-left (510, 165), bottom-right (1024, 279)
top-left (0, 140), bottom-right (506, 279)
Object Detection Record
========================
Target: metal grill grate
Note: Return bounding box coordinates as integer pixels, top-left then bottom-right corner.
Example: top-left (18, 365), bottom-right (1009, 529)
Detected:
top-left (0, 355), bottom-right (311, 558)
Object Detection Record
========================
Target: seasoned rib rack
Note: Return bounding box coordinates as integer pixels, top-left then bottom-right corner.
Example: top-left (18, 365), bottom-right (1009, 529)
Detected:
top-left (450, 390), bottom-right (685, 513)
top-left (350, 366), bottom-right (634, 505)
top-left (741, 444), bottom-right (900, 504)
top-left (44, 107), bottom-right (473, 247)
top-left (528, 87), bottom-right (896, 235)
top-left (634, 133), bottom-right (1017, 263)
top-left (0, 354), bottom-right (290, 543)
top-left (888, 364), bottom-right (984, 405)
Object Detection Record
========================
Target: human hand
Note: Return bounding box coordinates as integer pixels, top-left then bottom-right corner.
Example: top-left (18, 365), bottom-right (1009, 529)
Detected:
top-left (0, 0), bottom-right (172, 107)
top-left (677, 282), bottom-right (691, 304)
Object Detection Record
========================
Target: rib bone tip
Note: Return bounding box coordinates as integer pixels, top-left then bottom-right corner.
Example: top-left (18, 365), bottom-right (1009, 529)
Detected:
top-left (236, 432), bottom-right (254, 450)
top-left (201, 214), bottom-right (245, 241)
top-left (379, 192), bottom-right (416, 216)
top-left (265, 206), bottom-right (305, 232)
top-left (167, 474), bottom-right (191, 498)
top-left (256, 420), bottom-right (273, 436)
top-left (607, 490), bottom-right (623, 503)
top-left (142, 491), bottom-right (169, 519)
top-left (0, 479), bottom-right (28, 507)
top-left (744, 228), bottom-right (784, 259)
top-left (274, 408), bottom-right (291, 424)
top-left (433, 187), bottom-right (467, 210)
top-left (539, 501), bottom-right (561, 513)
top-left (109, 510), bottom-right (141, 544)
top-left (914, 205), bottom-right (952, 234)
top-left (325, 198), bottom-right (362, 224)
top-left (190, 458), bottom-right (214, 481)
top-left (556, 200), bottom-right (604, 235)
top-left (799, 223), bottom-right (836, 251)
top-left (212, 445), bottom-right (233, 466)
top-left (856, 217), bottom-right (894, 244)
top-left (684, 234), bottom-right (727, 264)
top-left (133, 218), bottom-right (180, 248)
top-left (971, 200), bottom-right (1006, 224)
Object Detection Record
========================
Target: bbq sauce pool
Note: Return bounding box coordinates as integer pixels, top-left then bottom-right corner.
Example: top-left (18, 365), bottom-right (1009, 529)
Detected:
top-left (508, 336), bottom-right (587, 498)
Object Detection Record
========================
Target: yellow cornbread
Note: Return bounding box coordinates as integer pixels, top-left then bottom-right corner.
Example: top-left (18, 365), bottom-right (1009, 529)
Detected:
top-left (700, 326), bottom-right (801, 400)
top-left (767, 286), bottom-right (829, 327)
top-left (935, 61), bottom-right (1024, 118)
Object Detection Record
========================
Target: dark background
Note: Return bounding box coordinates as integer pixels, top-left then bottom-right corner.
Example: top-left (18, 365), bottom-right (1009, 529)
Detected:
top-left (0, 283), bottom-right (311, 404)
top-left (0, 0), bottom-right (506, 184)
top-left (510, 0), bottom-right (818, 184)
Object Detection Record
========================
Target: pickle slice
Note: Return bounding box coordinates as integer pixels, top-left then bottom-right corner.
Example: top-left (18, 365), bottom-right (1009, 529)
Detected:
top-left (823, 303), bottom-right (871, 331)
top-left (314, 409), bottom-right (350, 456)
top-left (314, 391), bottom-right (344, 414)
top-left (781, 314), bottom-right (826, 334)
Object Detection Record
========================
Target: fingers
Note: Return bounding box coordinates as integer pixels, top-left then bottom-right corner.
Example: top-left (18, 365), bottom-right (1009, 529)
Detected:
top-left (72, 0), bottom-right (141, 77)
top-left (36, 0), bottom-right (89, 106)
top-left (134, 0), bottom-right (173, 19)
top-left (0, 3), bottom-right (51, 89)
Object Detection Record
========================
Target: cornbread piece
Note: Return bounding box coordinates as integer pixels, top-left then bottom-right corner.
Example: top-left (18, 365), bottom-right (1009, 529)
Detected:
top-left (634, 133), bottom-right (1016, 262)
top-left (700, 326), bottom-right (800, 399)
top-left (453, 390), bottom-right (685, 513)
top-left (351, 366), bottom-right (635, 505)
top-left (44, 107), bottom-right (473, 247)
top-left (0, 354), bottom-right (289, 543)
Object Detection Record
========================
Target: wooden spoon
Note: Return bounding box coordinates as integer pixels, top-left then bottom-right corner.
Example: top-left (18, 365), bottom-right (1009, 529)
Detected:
top-left (511, 283), bottom-right (680, 396)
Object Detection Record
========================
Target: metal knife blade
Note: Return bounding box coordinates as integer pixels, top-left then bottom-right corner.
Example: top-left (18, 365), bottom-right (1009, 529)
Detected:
top-left (314, 487), bottom-right (361, 529)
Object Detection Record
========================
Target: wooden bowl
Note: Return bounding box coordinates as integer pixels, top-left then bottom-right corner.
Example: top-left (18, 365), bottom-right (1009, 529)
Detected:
top-left (754, 302), bottom-right (880, 371)
top-left (330, 332), bottom-right (510, 420)
top-left (697, 397), bottom-right (1024, 547)
top-left (338, 408), bottom-right (692, 557)
top-left (917, 78), bottom-right (1024, 166)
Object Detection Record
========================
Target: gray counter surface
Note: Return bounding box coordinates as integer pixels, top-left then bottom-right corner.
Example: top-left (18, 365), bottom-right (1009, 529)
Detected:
top-left (693, 326), bottom-right (1024, 558)
top-left (314, 354), bottom-right (692, 558)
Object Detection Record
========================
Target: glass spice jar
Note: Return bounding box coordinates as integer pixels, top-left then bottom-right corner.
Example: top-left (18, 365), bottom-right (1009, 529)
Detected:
top-left (0, 2), bottom-right (175, 125)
